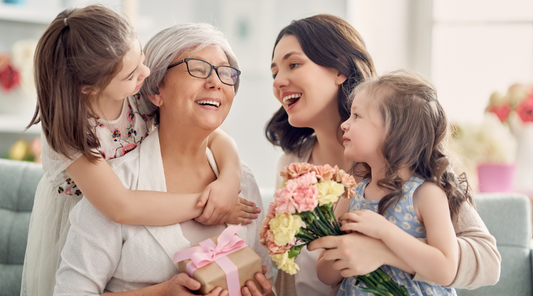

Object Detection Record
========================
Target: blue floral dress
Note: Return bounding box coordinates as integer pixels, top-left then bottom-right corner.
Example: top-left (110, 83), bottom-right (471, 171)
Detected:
top-left (337, 176), bottom-right (456, 296)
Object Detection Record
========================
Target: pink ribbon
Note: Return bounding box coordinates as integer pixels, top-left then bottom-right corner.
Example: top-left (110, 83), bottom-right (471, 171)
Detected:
top-left (173, 225), bottom-right (248, 296)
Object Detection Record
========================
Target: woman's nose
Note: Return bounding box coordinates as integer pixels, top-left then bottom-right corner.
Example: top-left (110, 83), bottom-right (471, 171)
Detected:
top-left (206, 68), bottom-right (222, 89)
top-left (273, 71), bottom-right (288, 90)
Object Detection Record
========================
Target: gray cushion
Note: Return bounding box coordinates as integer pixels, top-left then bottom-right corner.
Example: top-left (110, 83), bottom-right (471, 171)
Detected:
top-left (0, 159), bottom-right (43, 296)
top-left (458, 193), bottom-right (532, 296)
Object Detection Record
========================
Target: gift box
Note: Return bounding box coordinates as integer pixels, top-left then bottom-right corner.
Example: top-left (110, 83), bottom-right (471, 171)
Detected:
top-left (174, 225), bottom-right (263, 296)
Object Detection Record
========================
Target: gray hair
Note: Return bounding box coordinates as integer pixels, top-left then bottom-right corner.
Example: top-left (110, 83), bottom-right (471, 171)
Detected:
top-left (140, 23), bottom-right (240, 104)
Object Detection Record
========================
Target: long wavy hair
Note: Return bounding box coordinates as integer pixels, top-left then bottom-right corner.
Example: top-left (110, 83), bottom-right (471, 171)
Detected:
top-left (265, 14), bottom-right (376, 156)
top-left (28, 5), bottom-right (135, 162)
top-left (353, 70), bottom-right (473, 220)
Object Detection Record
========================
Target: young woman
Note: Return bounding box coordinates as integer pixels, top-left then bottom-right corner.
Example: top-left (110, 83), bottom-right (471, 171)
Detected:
top-left (266, 14), bottom-right (500, 296)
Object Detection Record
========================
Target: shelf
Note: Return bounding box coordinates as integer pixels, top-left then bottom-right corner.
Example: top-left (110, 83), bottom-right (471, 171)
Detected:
top-left (0, 3), bottom-right (56, 24)
top-left (0, 114), bottom-right (40, 134)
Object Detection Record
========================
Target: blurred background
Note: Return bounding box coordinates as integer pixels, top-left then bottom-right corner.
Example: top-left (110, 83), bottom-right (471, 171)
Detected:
top-left (1, 0), bottom-right (532, 196)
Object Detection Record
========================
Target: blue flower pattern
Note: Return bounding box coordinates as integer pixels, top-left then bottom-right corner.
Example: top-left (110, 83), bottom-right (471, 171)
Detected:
top-left (338, 176), bottom-right (456, 296)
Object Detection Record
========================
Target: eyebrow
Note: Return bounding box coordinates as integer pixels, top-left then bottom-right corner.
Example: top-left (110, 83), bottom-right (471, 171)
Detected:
top-left (122, 41), bottom-right (143, 81)
top-left (270, 51), bottom-right (304, 69)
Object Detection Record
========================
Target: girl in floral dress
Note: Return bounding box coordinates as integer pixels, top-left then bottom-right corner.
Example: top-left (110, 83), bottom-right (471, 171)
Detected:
top-left (21, 5), bottom-right (256, 296)
top-left (314, 70), bottom-right (475, 296)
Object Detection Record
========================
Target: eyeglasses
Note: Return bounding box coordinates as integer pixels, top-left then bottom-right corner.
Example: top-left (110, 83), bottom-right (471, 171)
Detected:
top-left (167, 58), bottom-right (241, 86)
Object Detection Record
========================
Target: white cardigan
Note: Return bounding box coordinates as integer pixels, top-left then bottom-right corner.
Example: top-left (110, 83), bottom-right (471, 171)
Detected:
top-left (54, 128), bottom-right (273, 295)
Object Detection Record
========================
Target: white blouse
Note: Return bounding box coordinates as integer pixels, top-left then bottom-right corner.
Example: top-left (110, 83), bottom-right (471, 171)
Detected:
top-left (53, 128), bottom-right (273, 295)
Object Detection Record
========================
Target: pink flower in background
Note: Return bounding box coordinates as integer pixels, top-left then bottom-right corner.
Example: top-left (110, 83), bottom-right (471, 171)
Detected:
top-left (486, 103), bottom-right (511, 123)
top-left (516, 95), bottom-right (533, 123)
top-left (0, 55), bottom-right (20, 93)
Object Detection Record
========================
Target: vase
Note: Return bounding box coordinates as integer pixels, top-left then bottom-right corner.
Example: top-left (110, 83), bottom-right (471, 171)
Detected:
top-left (514, 122), bottom-right (533, 195)
top-left (477, 163), bottom-right (515, 193)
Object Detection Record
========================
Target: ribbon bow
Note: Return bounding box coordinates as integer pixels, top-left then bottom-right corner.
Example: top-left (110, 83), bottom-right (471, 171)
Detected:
top-left (174, 225), bottom-right (248, 296)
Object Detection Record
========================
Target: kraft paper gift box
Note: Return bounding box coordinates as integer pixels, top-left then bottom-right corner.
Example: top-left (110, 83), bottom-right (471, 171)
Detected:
top-left (174, 225), bottom-right (263, 295)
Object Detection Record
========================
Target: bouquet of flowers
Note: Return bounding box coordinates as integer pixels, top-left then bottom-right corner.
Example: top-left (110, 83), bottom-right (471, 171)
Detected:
top-left (259, 162), bottom-right (408, 296)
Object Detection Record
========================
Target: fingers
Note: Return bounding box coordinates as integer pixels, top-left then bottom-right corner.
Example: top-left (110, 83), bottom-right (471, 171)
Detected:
top-left (262, 265), bottom-right (267, 275)
top-left (339, 211), bottom-right (360, 224)
top-left (308, 236), bottom-right (338, 251)
top-left (197, 187), bottom-right (211, 207)
top-left (340, 223), bottom-right (361, 233)
top-left (175, 273), bottom-right (201, 290)
top-left (205, 287), bottom-right (228, 296)
top-left (255, 272), bottom-right (272, 293)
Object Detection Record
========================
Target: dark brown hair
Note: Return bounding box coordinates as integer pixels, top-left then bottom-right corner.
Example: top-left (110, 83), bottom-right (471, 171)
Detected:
top-left (264, 14), bottom-right (376, 156)
top-left (28, 5), bottom-right (135, 162)
top-left (353, 70), bottom-right (473, 220)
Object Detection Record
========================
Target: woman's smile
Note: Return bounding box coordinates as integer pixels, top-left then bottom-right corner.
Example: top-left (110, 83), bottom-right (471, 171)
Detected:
top-left (195, 98), bottom-right (221, 110)
top-left (281, 91), bottom-right (302, 110)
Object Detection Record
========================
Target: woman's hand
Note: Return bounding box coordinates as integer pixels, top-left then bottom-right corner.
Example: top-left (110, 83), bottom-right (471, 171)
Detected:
top-left (242, 266), bottom-right (273, 296)
top-left (225, 197), bottom-right (260, 225)
top-left (308, 232), bottom-right (393, 277)
top-left (161, 273), bottom-right (228, 296)
top-left (195, 176), bottom-right (240, 225)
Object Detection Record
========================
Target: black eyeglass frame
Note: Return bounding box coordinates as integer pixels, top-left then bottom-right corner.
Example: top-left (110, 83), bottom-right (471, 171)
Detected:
top-left (167, 58), bottom-right (241, 86)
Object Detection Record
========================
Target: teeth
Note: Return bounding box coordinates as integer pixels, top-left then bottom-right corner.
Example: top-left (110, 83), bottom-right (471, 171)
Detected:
top-left (282, 93), bottom-right (302, 104)
top-left (196, 100), bottom-right (220, 107)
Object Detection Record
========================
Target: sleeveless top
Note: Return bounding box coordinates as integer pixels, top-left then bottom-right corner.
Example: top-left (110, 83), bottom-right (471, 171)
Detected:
top-left (338, 176), bottom-right (456, 296)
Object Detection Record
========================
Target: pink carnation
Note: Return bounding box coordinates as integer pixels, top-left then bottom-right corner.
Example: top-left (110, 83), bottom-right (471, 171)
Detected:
top-left (335, 169), bottom-right (357, 198)
top-left (275, 187), bottom-right (298, 214)
top-left (259, 212), bottom-right (274, 247)
top-left (312, 164), bottom-right (336, 181)
top-left (276, 172), bottom-right (319, 214)
top-left (280, 162), bottom-right (314, 180)
top-left (292, 185), bottom-right (318, 212)
top-left (267, 201), bottom-right (277, 216)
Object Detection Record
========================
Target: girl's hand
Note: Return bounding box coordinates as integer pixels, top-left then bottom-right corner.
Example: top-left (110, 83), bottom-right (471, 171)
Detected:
top-left (225, 197), bottom-right (260, 225)
top-left (339, 210), bottom-right (392, 239)
top-left (195, 177), bottom-right (240, 225)
top-left (242, 266), bottom-right (273, 296)
top-left (308, 233), bottom-right (391, 277)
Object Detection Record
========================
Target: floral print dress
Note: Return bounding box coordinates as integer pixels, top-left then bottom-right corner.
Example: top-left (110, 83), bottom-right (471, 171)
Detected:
top-left (49, 93), bottom-right (153, 196)
top-left (337, 176), bottom-right (456, 296)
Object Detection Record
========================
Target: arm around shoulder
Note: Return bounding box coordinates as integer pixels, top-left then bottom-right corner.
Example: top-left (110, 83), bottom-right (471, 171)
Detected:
top-left (447, 201), bottom-right (501, 289)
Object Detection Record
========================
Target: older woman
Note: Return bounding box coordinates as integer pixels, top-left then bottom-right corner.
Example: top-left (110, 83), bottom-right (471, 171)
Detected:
top-left (53, 23), bottom-right (273, 296)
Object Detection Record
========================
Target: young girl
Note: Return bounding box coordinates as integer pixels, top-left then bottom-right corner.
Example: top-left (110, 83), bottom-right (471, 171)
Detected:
top-left (315, 70), bottom-right (472, 296)
top-left (21, 5), bottom-right (257, 296)
top-left (267, 14), bottom-right (498, 296)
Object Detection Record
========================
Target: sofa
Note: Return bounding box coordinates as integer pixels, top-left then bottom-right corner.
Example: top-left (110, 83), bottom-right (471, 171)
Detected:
top-left (0, 159), bottom-right (43, 296)
top-left (1, 158), bottom-right (531, 296)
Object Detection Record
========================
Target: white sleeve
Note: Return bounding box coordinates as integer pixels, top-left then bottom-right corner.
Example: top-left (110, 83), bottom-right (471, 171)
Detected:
top-left (53, 198), bottom-right (122, 296)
